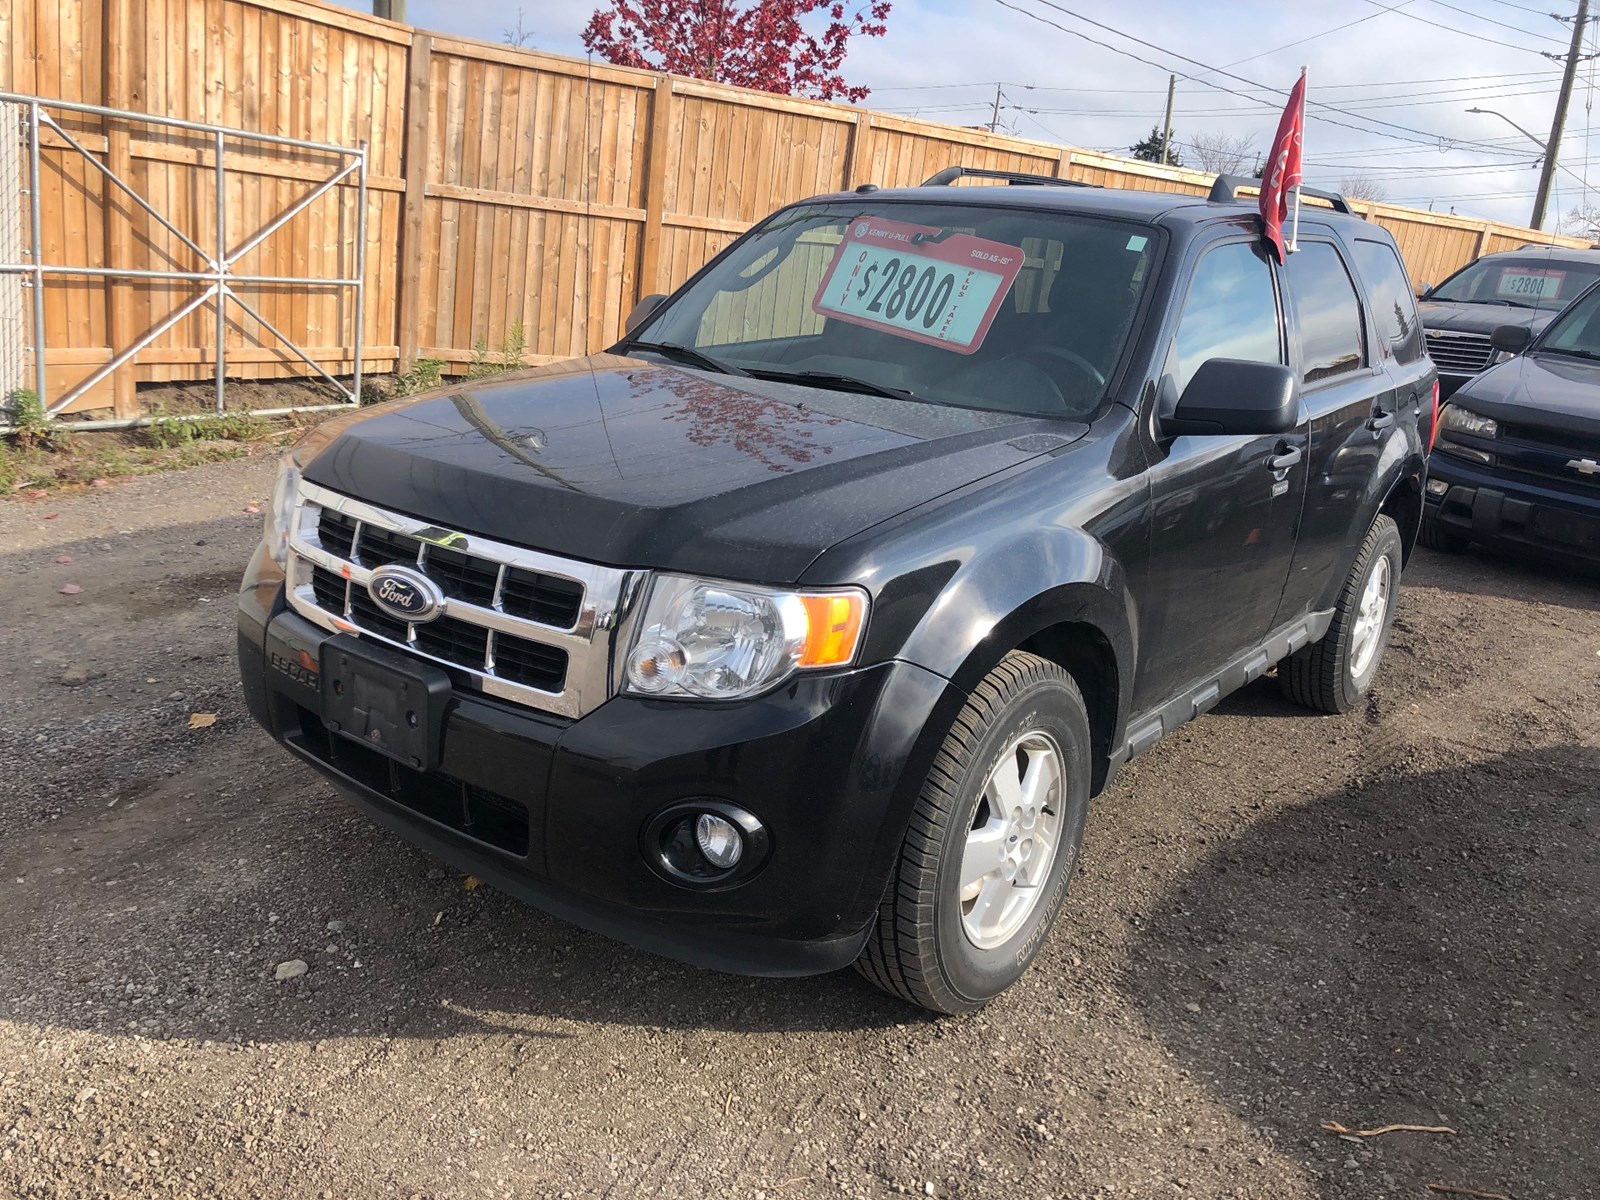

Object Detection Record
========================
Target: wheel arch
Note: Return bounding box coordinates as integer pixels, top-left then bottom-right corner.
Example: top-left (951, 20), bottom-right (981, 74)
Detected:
top-left (937, 581), bottom-right (1134, 798)
top-left (1380, 465), bottom-right (1424, 565)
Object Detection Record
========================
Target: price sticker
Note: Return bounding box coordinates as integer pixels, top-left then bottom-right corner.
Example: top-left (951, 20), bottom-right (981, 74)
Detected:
top-left (1496, 267), bottom-right (1565, 302)
top-left (811, 217), bottom-right (1026, 353)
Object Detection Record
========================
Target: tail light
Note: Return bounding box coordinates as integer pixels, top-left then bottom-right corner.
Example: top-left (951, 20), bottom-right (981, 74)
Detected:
top-left (1426, 378), bottom-right (1441, 452)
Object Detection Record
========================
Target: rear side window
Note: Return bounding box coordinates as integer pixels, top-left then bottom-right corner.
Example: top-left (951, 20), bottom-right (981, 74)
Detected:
top-left (1171, 241), bottom-right (1282, 394)
top-left (1352, 239), bottom-right (1424, 364)
top-left (1284, 241), bottom-right (1367, 384)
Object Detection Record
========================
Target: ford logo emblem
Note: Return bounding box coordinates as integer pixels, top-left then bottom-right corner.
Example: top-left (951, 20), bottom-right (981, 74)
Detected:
top-left (366, 565), bottom-right (446, 624)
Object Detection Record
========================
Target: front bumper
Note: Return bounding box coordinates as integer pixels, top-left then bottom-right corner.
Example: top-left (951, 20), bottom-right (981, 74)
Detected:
top-left (238, 547), bottom-right (952, 976)
top-left (1425, 451), bottom-right (1600, 563)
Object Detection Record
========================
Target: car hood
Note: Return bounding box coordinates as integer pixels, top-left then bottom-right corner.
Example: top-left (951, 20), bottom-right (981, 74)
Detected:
top-left (1418, 299), bottom-right (1552, 336)
top-left (1450, 351), bottom-right (1600, 439)
top-left (301, 354), bottom-right (1083, 583)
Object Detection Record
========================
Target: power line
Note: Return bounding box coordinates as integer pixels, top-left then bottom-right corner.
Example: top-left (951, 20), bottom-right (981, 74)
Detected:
top-left (1356, 0), bottom-right (1561, 54)
top-left (1205, 2), bottom-right (1417, 73)
top-left (869, 70), bottom-right (1562, 96)
top-left (1411, 0), bottom-right (1570, 44)
top-left (995, 0), bottom-right (1543, 155)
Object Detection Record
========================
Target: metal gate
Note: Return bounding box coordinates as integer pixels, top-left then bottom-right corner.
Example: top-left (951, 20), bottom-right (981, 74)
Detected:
top-left (0, 92), bottom-right (368, 430)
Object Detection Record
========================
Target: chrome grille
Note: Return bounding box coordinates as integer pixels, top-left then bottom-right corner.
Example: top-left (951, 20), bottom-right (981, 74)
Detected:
top-left (284, 481), bottom-right (636, 718)
top-left (1424, 329), bottom-right (1494, 376)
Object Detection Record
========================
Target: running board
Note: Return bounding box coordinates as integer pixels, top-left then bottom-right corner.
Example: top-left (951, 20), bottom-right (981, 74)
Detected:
top-left (1110, 610), bottom-right (1334, 772)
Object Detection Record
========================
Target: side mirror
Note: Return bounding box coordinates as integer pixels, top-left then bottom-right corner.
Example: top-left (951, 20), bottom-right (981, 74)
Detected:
top-left (624, 293), bottom-right (667, 336)
top-left (1489, 323), bottom-right (1531, 354)
top-left (1164, 359), bottom-right (1298, 437)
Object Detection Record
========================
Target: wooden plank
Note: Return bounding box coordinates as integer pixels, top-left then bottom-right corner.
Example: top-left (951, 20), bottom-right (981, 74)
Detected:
top-left (130, 140), bottom-right (404, 191)
top-left (639, 77), bottom-right (674, 299)
top-left (395, 31), bottom-right (431, 369)
top-left (662, 211), bottom-right (749, 236)
top-left (419, 183), bottom-right (648, 223)
top-left (236, 0), bottom-right (413, 44)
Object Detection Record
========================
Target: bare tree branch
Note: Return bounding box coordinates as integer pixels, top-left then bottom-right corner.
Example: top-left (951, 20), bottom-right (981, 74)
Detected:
top-left (504, 9), bottom-right (535, 48)
top-left (1340, 174), bottom-right (1389, 202)
top-left (1186, 130), bottom-right (1258, 175)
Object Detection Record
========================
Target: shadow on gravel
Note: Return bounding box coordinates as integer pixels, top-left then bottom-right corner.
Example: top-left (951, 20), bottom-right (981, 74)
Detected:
top-left (1408, 544), bottom-right (1600, 611)
top-left (0, 736), bottom-right (914, 1042)
top-left (1124, 744), bottom-right (1600, 1198)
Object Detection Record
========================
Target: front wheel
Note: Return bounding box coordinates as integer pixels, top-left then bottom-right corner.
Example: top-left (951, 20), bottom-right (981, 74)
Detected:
top-left (855, 651), bottom-right (1091, 1015)
top-left (1280, 513), bottom-right (1404, 714)
top-left (1418, 514), bottom-right (1468, 553)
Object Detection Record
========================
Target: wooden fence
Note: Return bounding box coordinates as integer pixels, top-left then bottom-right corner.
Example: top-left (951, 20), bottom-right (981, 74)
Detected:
top-left (3, 0), bottom-right (1590, 417)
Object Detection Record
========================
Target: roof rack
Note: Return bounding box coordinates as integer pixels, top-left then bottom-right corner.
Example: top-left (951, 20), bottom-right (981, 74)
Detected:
top-left (1208, 173), bottom-right (1353, 215)
top-left (921, 165), bottom-right (1099, 189)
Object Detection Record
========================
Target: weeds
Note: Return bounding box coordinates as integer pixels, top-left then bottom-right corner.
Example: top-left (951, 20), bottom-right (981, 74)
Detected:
top-left (394, 357), bottom-right (446, 397)
top-left (468, 322), bottom-right (529, 380)
top-left (4, 388), bottom-right (56, 450)
top-left (139, 412), bottom-right (270, 449)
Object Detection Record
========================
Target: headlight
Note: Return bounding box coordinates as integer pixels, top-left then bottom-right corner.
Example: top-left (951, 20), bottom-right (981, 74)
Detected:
top-left (263, 456), bottom-right (301, 566)
top-left (1438, 404), bottom-right (1499, 439)
top-left (623, 574), bottom-right (868, 700)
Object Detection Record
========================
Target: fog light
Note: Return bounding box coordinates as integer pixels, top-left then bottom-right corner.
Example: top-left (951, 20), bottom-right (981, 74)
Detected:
top-left (1427, 478), bottom-right (1449, 497)
top-left (695, 813), bottom-right (743, 868)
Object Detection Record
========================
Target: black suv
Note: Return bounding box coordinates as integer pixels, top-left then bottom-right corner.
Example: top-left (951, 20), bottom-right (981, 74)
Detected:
top-left (1423, 280), bottom-right (1600, 564)
top-left (1419, 246), bottom-right (1600, 396)
top-left (238, 171), bottom-right (1433, 1014)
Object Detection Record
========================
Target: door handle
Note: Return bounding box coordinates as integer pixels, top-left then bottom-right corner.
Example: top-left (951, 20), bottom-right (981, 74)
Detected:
top-left (1267, 445), bottom-right (1303, 472)
top-left (1366, 410), bottom-right (1395, 433)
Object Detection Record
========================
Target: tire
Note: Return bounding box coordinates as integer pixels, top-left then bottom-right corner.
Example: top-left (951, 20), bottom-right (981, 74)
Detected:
top-left (855, 651), bottom-right (1091, 1015)
top-left (1280, 514), bottom-right (1404, 714)
top-left (1418, 514), bottom-right (1468, 554)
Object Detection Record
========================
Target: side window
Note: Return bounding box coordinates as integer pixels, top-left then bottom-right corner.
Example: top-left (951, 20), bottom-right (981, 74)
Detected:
top-left (1171, 241), bottom-right (1282, 395)
top-left (1283, 242), bottom-right (1368, 384)
top-left (1352, 239), bottom-right (1424, 364)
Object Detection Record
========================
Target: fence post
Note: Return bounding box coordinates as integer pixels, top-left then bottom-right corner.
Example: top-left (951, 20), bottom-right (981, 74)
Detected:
top-left (1474, 223), bottom-right (1491, 258)
top-left (396, 31), bottom-right (431, 372)
top-left (841, 110), bottom-right (867, 190)
top-left (101, 0), bottom-right (139, 417)
top-left (639, 75), bottom-right (674, 300)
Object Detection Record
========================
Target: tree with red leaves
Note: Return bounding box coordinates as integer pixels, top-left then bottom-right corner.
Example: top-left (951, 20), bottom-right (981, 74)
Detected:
top-left (581, 1), bottom-right (892, 103)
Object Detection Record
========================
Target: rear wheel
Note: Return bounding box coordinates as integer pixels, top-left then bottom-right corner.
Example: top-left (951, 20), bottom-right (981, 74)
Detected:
top-left (1280, 514), bottom-right (1404, 714)
top-left (855, 651), bottom-right (1091, 1015)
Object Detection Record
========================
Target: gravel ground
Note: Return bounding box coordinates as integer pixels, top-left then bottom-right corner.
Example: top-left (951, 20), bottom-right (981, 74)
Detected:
top-left (0, 457), bottom-right (1595, 1200)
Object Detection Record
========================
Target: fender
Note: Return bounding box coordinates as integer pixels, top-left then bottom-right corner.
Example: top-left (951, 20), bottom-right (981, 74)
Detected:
top-left (826, 526), bottom-right (1139, 921)
top-left (1315, 435), bottom-right (1426, 612)
top-left (804, 420), bottom-right (1147, 775)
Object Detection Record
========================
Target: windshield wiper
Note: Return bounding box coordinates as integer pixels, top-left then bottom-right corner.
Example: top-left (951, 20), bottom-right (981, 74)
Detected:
top-left (744, 367), bottom-right (919, 403)
top-left (1541, 346), bottom-right (1600, 361)
top-left (622, 340), bottom-right (749, 376)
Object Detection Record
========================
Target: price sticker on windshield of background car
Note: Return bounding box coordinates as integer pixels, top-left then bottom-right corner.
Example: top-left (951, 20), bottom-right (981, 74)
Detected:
top-left (1496, 266), bottom-right (1565, 302)
top-left (811, 217), bottom-right (1026, 353)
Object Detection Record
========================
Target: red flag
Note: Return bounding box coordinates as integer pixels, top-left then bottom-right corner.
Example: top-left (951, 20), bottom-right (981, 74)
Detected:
top-left (1259, 70), bottom-right (1306, 262)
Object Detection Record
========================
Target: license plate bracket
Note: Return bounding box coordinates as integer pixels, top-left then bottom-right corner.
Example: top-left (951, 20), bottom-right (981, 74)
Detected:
top-left (1531, 506), bottom-right (1596, 548)
top-left (320, 634), bottom-right (452, 771)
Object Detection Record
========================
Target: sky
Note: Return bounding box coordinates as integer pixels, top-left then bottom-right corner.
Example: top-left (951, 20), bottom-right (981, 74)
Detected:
top-left (351, 0), bottom-right (1600, 230)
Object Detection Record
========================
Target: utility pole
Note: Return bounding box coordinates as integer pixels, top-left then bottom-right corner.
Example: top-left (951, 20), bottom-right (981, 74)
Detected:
top-left (1160, 74), bottom-right (1176, 166)
top-left (1533, 0), bottom-right (1591, 230)
top-left (372, 0), bottom-right (405, 22)
top-left (989, 83), bottom-right (1003, 133)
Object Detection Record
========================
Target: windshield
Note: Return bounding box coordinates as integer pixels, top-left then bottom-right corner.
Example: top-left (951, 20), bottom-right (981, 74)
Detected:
top-left (1535, 282), bottom-right (1600, 358)
top-left (631, 201), bottom-right (1161, 418)
top-left (1428, 255), bottom-right (1600, 311)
